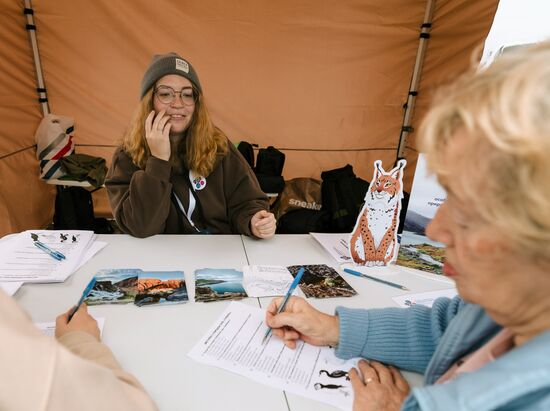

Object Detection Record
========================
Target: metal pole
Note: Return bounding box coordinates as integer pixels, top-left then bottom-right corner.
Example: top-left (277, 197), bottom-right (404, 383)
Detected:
top-left (397, 0), bottom-right (435, 159)
top-left (24, 0), bottom-right (50, 116)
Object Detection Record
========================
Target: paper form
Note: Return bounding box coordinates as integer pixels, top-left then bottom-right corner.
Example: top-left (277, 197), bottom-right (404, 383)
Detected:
top-left (392, 288), bottom-right (458, 308)
top-left (0, 281), bottom-right (23, 296)
top-left (35, 317), bottom-right (105, 337)
top-left (310, 232), bottom-right (351, 263)
top-left (0, 230), bottom-right (96, 283)
top-left (188, 302), bottom-right (359, 411)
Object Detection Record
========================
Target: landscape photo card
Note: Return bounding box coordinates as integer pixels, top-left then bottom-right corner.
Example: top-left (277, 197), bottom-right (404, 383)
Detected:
top-left (194, 268), bottom-right (248, 302)
top-left (135, 271), bottom-right (188, 306)
top-left (287, 264), bottom-right (357, 298)
top-left (396, 154), bottom-right (446, 275)
top-left (85, 269), bottom-right (140, 305)
top-left (84, 269), bottom-right (187, 306)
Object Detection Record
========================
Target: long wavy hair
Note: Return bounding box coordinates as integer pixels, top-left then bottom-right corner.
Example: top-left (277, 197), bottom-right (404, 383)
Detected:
top-left (120, 86), bottom-right (228, 177)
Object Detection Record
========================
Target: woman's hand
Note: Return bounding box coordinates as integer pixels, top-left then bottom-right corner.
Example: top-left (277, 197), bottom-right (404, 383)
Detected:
top-left (145, 110), bottom-right (172, 161)
top-left (350, 360), bottom-right (410, 411)
top-left (55, 304), bottom-right (100, 341)
top-left (265, 296), bottom-right (339, 348)
top-left (251, 210), bottom-right (276, 239)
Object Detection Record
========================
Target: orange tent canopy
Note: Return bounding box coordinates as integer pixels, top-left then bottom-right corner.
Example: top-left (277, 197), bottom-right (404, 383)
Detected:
top-left (0, 0), bottom-right (498, 236)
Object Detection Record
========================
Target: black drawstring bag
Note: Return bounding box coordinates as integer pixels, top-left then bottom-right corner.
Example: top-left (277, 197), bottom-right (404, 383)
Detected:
top-left (320, 164), bottom-right (369, 232)
top-left (255, 146), bottom-right (285, 193)
top-left (237, 141), bottom-right (257, 169)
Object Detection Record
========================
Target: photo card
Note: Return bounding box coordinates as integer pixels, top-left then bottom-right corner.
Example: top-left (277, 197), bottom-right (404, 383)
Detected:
top-left (287, 264), bottom-right (357, 298)
top-left (84, 268), bottom-right (140, 305)
top-left (195, 268), bottom-right (248, 302)
top-left (135, 270), bottom-right (188, 306)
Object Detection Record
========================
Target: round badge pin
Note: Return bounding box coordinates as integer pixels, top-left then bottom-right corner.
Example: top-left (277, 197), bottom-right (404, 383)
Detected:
top-left (193, 176), bottom-right (206, 190)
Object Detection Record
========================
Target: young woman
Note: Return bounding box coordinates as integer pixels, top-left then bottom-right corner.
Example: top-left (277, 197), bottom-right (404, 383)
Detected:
top-left (106, 53), bottom-right (276, 239)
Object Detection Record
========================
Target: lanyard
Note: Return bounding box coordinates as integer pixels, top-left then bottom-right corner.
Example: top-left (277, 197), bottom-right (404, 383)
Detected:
top-left (172, 189), bottom-right (198, 231)
top-left (172, 170), bottom-right (205, 233)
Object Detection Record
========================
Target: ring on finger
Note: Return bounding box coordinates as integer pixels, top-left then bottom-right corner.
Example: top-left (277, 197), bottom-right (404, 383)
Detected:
top-left (365, 377), bottom-right (373, 384)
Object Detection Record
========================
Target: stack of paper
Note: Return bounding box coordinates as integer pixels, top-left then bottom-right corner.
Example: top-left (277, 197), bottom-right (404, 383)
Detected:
top-left (0, 230), bottom-right (106, 289)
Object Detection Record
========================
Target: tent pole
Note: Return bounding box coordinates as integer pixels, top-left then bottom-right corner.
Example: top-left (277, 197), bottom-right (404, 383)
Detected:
top-left (24, 0), bottom-right (50, 116)
top-left (397, 0), bottom-right (435, 159)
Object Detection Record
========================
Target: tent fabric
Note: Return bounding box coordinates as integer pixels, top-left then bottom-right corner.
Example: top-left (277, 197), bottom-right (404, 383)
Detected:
top-left (0, 0), bottom-right (498, 236)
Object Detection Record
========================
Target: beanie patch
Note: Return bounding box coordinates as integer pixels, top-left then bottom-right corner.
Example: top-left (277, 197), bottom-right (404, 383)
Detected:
top-left (140, 52), bottom-right (202, 99)
top-left (175, 58), bottom-right (189, 73)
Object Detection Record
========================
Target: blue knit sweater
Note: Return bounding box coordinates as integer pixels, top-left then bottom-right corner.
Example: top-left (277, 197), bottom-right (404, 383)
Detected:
top-left (335, 296), bottom-right (550, 410)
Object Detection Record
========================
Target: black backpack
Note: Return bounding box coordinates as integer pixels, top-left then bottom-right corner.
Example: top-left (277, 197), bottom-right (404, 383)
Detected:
top-left (320, 164), bottom-right (369, 232)
top-left (237, 141), bottom-right (257, 169)
top-left (53, 186), bottom-right (95, 231)
top-left (276, 208), bottom-right (330, 234)
top-left (255, 146), bottom-right (285, 176)
top-left (53, 186), bottom-right (113, 233)
top-left (255, 146), bottom-right (286, 193)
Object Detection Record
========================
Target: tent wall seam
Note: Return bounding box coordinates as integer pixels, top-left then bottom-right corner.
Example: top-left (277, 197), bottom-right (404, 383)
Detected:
top-left (0, 145), bottom-right (36, 161)
top-left (396, 0), bottom-right (435, 159)
top-left (24, 0), bottom-right (49, 117)
top-left (273, 147), bottom-right (396, 152)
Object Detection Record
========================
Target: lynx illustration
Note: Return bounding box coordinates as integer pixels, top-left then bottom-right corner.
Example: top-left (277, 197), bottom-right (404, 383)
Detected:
top-left (349, 160), bottom-right (406, 266)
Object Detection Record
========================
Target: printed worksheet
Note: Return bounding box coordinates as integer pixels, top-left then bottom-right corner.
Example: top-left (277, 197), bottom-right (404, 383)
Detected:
top-left (0, 281), bottom-right (23, 296)
top-left (188, 302), bottom-right (360, 411)
top-left (310, 232), bottom-right (352, 263)
top-left (35, 317), bottom-right (105, 337)
top-left (0, 230), bottom-right (96, 282)
top-left (392, 288), bottom-right (458, 308)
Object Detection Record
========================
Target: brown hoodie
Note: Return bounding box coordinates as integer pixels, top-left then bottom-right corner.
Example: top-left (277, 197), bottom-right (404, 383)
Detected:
top-left (105, 141), bottom-right (269, 238)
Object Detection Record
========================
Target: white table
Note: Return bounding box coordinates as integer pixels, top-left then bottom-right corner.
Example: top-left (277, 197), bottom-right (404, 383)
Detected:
top-left (14, 234), bottom-right (454, 411)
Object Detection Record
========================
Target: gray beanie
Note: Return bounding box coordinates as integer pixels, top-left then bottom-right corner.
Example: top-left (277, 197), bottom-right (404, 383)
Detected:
top-left (140, 52), bottom-right (202, 99)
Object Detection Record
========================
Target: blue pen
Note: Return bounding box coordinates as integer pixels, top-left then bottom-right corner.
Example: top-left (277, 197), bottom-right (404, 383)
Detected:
top-left (67, 277), bottom-right (97, 322)
top-left (344, 268), bottom-right (409, 291)
top-left (262, 267), bottom-right (305, 344)
top-left (33, 240), bottom-right (66, 261)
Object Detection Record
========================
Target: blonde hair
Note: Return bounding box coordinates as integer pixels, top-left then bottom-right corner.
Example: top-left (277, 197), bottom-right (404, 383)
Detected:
top-left (420, 42), bottom-right (550, 263)
top-left (121, 87), bottom-right (228, 177)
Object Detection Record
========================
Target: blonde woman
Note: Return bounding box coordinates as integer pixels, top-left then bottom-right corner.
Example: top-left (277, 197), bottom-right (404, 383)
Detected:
top-left (106, 53), bottom-right (276, 238)
top-left (266, 42), bottom-right (550, 410)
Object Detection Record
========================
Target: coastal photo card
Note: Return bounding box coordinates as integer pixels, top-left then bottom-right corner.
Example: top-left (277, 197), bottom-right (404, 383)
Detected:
top-left (287, 264), bottom-right (357, 298)
top-left (194, 268), bottom-right (248, 302)
top-left (135, 271), bottom-right (188, 307)
top-left (84, 269), bottom-right (188, 307)
top-left (85, 269), bottom-right (140, 305)
top-left (396, 154), bottom-right (446, 275)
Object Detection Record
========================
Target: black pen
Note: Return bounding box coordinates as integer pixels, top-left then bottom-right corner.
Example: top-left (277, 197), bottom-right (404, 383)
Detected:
top-left (344, 268), bottom-right (409, 291)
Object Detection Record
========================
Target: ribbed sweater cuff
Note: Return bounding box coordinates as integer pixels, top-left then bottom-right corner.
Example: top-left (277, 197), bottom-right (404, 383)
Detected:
top-left (145, 156), bottom-right (172, 181)
top-left (335, 305), bottom-right (436, 372)
top-left (335, 306), bottom-right (370, 359)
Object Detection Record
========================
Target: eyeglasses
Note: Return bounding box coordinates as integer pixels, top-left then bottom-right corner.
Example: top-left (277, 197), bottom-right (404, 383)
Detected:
top-left (154, 85), bottom-right (197, 106)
